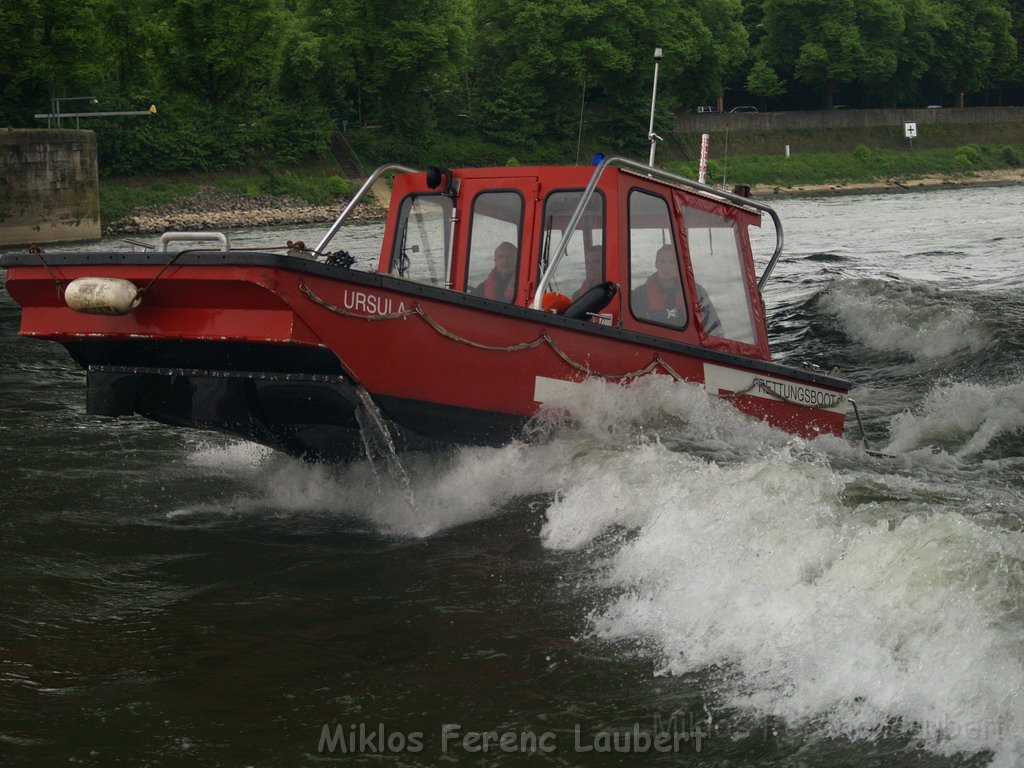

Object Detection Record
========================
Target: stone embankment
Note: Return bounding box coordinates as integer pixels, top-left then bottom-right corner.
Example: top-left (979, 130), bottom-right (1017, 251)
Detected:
top-left (104, 186), bottom-right (386, 235)
top-left (750, 168), bottom-right (1024, 197)
top-left (104, 169), bottom-right (1024, 234)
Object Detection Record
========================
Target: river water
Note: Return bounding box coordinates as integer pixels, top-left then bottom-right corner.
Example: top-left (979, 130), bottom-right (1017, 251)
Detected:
top-left (2, 186), bottom-right (1023, 767)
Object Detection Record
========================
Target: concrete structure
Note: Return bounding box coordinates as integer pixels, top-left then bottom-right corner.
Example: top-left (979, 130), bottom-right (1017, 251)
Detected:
top-left (674, 106), bottom-right (1024, 134)
top-left (0, 129), bottom-right (100, 247)
top-left (670, 106), bottom-right (1024, 158)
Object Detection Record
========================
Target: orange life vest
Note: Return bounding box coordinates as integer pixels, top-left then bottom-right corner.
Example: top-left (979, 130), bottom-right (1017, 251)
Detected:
top-left (644, 275), bottom-right (686, 317)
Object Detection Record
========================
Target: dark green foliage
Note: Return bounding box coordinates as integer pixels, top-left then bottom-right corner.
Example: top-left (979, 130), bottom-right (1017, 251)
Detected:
top-left (0, 0), bottom-right (1021, 174)
top-left (470, 0), bottom-right (748, 147)
top-left (953, 144), bottom-right (984, 168)
top-left (853, 145), bottom-right (874, 162)
top-left (746, 59), bottom-right (785, 111)
top-left (1001, 145), bottom-right (1024, 166)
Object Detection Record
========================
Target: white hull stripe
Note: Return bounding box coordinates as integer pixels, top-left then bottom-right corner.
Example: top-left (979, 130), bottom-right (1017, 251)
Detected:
top-left (703, 362), bottom-right (847, 413)
top-left (534, 375), bottom-right (585, 403)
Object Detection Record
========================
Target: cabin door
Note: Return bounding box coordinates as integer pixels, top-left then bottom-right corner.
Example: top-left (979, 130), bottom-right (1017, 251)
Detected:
top-left (453, 177), bottom-right (539, 306)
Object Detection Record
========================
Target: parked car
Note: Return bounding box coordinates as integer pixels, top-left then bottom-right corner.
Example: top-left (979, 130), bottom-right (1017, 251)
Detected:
top-left (729, 105), bottom-right (758, 113)
top-left (926, 104), bottom-right (942, 109)
top-left (696, 105), bottom-right (717, 114)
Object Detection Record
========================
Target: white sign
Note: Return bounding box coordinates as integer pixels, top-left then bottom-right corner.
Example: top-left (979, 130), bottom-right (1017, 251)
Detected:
top-left (904, 122), bottom-right (917, 139)
top-left (703, 363), bottom-right (847, 413)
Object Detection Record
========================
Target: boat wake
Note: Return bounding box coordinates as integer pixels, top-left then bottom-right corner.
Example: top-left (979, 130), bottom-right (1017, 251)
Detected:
top-left (887, 378), bottom-right (1024, 459)
top-left (173, 376), bottom-right (1024, 765)
top-left (819, 278), bottom-right (991, 360)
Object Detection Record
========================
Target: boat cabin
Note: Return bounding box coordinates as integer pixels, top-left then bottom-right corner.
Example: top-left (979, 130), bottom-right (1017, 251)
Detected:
top-left (375, 163), bottom-right (771, 360)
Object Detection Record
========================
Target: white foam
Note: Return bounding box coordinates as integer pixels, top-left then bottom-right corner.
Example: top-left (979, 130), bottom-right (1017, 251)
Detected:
top-left (887, 379), bottom-right (1024, 457)
top-left (820, 279), bottom-right (989, 359)
top-left (174, 435), bottom-right (570, 536)
top-left (172, 376), bottom-right (1024, 763)
top-left (541, 442), bottom-right (1024, 765)
top-left (169, 377), bottom-right (822, 533)
top-left (186, 439), bottom-right (273, 471)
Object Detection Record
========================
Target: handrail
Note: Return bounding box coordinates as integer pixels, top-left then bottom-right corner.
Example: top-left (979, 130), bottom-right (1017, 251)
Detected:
top-left (530, 156), bottom-right (785, 308)
top-left (159, 231), bottom-right (229, 252)
top-left (313, 163), bottom-right (420, 256)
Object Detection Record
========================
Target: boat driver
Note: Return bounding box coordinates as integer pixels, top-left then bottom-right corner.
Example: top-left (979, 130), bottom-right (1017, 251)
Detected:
top-left (474, 241), bottom-right (518, 302)
top-left (633, 244), bottom-right (722, 334)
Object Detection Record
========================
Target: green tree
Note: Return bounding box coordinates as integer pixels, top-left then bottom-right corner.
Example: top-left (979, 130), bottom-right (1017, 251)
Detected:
top-left (471, 0), bottom-right (748, 151)
top-left (144, 0), bottom-right (289, 167)
top-left (299, 0), bottom-right (469, 152)
top-left (872, 0), bottom-right (942, 105)
top-left (0, 0), bottom-right (106, 126)
top-left (923, 0), bottom-right (1016, 105)
top-left (759, 0), bottom-right (905, 108)
top-left (745, 58), bottom-right (785, 110)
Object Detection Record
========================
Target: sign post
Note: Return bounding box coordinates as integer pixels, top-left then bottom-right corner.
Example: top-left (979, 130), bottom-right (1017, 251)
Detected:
top-left (904, 122), bottom-right (917, 150)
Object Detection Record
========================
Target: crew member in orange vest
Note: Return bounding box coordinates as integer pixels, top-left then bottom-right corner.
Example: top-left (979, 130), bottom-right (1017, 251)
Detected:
top-left (634, 244), bottom-right (687, 326)
top-left (634, 244), bottom-right (722, 333)
top-left (474, 241), bottom-right (517, 302)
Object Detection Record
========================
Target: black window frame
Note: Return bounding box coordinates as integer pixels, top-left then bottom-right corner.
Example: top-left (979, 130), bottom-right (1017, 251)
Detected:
top-left (536, 187), bottom-right (607, 295)
top-left (463, 188), bottom-right (526, 300)
top-left (626, 187), bottom-right (690, 332)
top-left (387, 192), bottom-right (454, 286)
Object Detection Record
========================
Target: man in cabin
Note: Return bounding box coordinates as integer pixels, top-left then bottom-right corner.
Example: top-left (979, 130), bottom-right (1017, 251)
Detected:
top-left (573, 246), bottom-right (604, 300)
top-left (633, 244), bottom-right (722, 335)
top-left (474, 241), bottom-right (518, 302)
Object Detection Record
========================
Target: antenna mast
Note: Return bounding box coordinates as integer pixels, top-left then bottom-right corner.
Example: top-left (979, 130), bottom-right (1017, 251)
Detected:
top-left (647, 47), bottom-right (663, 166)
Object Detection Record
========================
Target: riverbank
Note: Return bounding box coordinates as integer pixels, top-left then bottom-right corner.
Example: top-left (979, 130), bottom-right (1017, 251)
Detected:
top-left (101, 168), bottom-right (1024, 235)
top-left (104, 185), bottom-right (385, 235)
top-left (749, 167), bottom-right (1024, 197)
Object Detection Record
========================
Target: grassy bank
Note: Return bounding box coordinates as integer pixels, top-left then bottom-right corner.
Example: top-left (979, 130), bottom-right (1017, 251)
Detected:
top-left (99, 141), bottom-right (1024, 228)
top-left (669, 143), bottom-right (1024, 188)
top-left (99, 170), bottom-right (360, 227)
top-left (669, 120), bottom-right (1024, 159)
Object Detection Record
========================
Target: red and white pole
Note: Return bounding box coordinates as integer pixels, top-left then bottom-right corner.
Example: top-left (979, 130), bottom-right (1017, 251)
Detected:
top-left (698, 133), bottom-right (710, 184)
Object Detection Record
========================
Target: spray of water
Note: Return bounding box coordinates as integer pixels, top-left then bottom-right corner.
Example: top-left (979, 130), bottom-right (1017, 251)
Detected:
top-left (819, 278), bottom-right (990, 360)
top-left (176, 376), bottom-right (1024, 764)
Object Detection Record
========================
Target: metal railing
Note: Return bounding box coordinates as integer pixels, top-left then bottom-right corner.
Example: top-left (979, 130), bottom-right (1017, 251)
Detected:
top-left (530, 156), bottom-right (785, 309)
top-left (313, 164), bottom-right (419, 257)
top-left (159, 231), bottom-right (229, 252)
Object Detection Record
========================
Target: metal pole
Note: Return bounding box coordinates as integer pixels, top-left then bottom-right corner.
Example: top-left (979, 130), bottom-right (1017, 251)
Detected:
top-left (313, 164), bottom-right (420, 256)
top-left (647, 47), bottom-right (663, 167)
top-left (698, 134), bottom-right (710, 184)
top-left (575, 75), bottom-right (586, 165)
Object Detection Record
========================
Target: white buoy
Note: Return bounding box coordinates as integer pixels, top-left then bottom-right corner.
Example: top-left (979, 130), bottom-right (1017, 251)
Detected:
top-left (65, 277), bottom-right (142, 316)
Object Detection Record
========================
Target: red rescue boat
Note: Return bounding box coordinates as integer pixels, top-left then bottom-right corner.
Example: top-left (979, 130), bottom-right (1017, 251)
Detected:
top-left (1, 157), bottom-right (851, 461)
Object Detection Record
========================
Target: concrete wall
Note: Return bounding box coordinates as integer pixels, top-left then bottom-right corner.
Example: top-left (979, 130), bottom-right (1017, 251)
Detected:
top-left (668, 106), bottom-right (1024, 159)
top-left (0, 129), bottom-right (100, 247)
top-left (674, 106), bottom-right (1024, 135)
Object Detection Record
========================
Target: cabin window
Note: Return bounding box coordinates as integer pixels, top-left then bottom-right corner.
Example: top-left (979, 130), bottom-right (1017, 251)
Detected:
top-left (389, 194), bottom-right (453, 287)
top-left (538, 190), bottom-right (605, 301)
top-left (465, 191), bottom-right (523, 302)
top-left (628, 190), bottom-right (687, 329)
top-left (682, 207), bottom-right (756, 343)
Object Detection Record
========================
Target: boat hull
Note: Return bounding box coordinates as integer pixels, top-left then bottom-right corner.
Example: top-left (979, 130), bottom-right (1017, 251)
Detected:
top-left (2, 251), bottom-right (851, 459)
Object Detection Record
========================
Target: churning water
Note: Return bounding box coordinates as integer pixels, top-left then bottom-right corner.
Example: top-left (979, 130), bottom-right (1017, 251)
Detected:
top-left (2, 186), bottom-right (1024, 767)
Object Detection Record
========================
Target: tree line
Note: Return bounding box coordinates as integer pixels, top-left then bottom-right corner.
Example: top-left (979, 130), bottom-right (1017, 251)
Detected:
top-left (1, 0), bottom-right (1019, 174)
